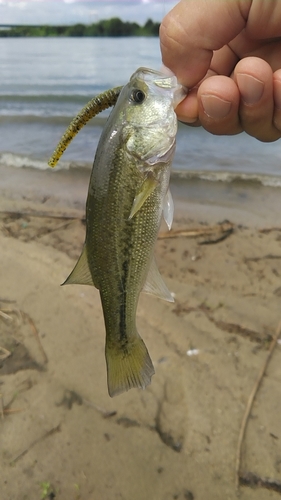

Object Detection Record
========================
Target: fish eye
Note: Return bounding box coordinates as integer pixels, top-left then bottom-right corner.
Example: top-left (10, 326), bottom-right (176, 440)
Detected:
top-left (131, 89), bottom-right (146, 104)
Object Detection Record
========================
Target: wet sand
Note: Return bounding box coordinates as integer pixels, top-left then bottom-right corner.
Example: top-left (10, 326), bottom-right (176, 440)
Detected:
top-left (1, 164), bottom-right (281, 500)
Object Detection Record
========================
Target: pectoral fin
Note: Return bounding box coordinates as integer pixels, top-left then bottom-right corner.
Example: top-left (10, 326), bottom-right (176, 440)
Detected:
top-left (62, 246), bottom-right (96, 287)
top-left (142, 257), bottom-right (174, 302)
top-left (129, 176), bottom-right (158, 220)
top-left (163, 188), bottom-right (174, 230)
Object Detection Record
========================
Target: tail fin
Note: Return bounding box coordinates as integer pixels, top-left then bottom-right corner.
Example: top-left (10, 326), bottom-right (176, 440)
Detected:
top-left (105, 336), bottom-right (155, 397)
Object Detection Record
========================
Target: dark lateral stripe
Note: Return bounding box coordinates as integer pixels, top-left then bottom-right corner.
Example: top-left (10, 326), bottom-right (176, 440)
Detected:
top-left (118, 259), bottom-right (129, 344)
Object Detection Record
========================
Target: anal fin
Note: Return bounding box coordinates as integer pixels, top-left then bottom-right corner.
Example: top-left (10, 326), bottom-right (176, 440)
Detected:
top-left (62, 245), bottom-right (96, 287)
top-left (142, 257), bottom-right (174, 302)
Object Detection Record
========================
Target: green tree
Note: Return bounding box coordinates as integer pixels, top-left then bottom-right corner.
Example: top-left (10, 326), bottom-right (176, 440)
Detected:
top-left (143, 18), bottom-right (160, 36)
top-left (0, 18), bottom-right (160, 37)
top-left (65, 23), bottom-right (86, 37)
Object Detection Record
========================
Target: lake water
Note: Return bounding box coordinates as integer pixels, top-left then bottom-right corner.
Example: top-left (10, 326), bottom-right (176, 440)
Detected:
top-left (1, 36), bottom-right (281, 192)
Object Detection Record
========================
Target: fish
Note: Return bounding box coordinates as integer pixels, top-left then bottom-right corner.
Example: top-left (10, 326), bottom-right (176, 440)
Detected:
top-left (49, 67), bottom-right (185, 397)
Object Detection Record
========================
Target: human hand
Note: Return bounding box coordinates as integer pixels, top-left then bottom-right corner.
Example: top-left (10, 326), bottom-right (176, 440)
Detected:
top-left (160, 0), bottom-right (281, 142)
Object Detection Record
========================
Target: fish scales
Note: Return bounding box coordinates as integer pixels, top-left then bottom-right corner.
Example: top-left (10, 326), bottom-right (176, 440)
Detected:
top-left (87, 132), bottom-right (171, 396)
top-left (91, 155), bottom-right (170, 325)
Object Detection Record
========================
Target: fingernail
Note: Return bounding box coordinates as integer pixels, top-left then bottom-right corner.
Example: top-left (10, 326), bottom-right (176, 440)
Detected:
top-left (236, 73), bottom-right (264, 104)
top-left (274, 79), bottom-right (281, 109)
top-left (178, 116), bottom-right (198, 124)
top-left (201, 95), bottom-right (232, 119)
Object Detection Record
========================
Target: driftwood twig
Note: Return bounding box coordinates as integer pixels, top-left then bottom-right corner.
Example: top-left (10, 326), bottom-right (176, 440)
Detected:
top-left (0, 310), bottom-right (13, 321)
top-left (82, 398), bottom-right (117, 418)
top-left (22, 312), bottom-right (48, 364)
top-left (3, 408), bottom-right (24, 415)
top-left (0, 209), bottom-right (85, 221)
top-left (0, 298), bottom-right (17, 304)
top-left (235, 318), bottom-right (281, 491)
top-left (0, 393), bottom-right (24, 419)
top-left (10, 423), bottom-right (61, 464)
top-left (259, 227), bottom-right (281, 234)
top-left (0, 394), bottom-right (4, 420)
top-left (158, 221), bottom-right (234, 242)
top-left (0, 346), bottom-right (11, 361)
top-left (36, 219), bottom-right (78, 238)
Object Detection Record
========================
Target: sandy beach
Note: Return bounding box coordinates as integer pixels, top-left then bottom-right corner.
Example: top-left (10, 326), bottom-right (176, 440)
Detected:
top-left (1, 164), bottom-right (281, 500)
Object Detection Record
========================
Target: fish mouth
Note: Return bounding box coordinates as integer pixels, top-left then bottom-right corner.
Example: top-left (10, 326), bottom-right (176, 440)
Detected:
top-left (130, 67), bottom-right (187, 108)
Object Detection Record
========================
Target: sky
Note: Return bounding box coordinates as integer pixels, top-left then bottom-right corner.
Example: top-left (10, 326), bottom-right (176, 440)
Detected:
top-left (0, 0), bottom-right (178, 26)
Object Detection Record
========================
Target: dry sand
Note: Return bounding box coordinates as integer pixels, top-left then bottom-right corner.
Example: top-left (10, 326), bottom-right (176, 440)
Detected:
top-left (1, 166), bottom-right (281, 500)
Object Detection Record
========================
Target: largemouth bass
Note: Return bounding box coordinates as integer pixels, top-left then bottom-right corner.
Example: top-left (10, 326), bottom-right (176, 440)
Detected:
top-left (49, 68), bottom-right (185, 397)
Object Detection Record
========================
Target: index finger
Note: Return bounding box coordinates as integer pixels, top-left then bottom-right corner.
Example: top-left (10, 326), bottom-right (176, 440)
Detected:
top-left (160, 0), bottom-right (250, 87)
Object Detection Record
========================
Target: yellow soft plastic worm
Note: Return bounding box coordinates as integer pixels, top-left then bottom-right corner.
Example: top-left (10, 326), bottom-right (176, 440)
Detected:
top-left (48, 86), bottom-right (123, 168)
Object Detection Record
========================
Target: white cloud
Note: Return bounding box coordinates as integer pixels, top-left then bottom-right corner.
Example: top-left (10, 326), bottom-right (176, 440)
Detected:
top-left (0, 0), bottom-right (177, 25)
top-left (7, 1), bottom-right (27, 8)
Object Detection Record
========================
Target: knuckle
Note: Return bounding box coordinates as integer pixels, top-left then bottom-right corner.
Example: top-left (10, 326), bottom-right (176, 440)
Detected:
top-left (272, 113), bottom-right (281, 133)
top-left (239, 100), bottom-right (281, 141)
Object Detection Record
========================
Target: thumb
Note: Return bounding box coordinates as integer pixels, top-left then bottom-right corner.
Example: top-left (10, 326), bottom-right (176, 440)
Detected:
top-left (160, 0), bottom-right (250, 87)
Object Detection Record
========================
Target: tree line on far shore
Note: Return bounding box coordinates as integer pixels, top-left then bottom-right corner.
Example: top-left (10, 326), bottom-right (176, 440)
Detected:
top-left (0, 18), bottom-right (160, 37)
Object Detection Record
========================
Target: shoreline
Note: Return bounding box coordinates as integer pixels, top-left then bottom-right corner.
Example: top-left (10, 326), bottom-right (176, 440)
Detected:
top-left (2, 162), bottom-right (281, 228)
